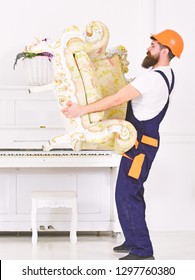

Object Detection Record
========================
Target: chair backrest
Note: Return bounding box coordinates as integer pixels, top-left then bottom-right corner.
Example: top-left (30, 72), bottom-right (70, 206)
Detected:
top-left (94, 46), bottom-right (129, 121)
top-left (56, 21), bottom-right (130, 128)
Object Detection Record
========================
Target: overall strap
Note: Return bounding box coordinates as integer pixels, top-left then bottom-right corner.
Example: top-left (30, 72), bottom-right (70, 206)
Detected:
top-left (155, 69), bottom-right (175, 95)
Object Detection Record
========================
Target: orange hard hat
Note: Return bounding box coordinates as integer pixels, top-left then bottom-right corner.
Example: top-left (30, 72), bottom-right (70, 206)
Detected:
top-left (151, 29), bottom-right (184, 58)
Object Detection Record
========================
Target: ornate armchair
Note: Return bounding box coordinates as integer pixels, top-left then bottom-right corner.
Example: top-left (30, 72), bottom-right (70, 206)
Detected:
top-left (31, 21), bottom-right (137, 154)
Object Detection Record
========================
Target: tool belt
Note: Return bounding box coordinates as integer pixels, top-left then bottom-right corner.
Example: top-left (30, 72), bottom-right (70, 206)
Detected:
top-left (122, 135), bottom-right (158, 179)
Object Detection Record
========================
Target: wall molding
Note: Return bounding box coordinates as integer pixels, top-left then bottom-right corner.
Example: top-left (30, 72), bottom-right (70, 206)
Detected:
top-left (134, 0), bottom-right (155, 71)
top-left (139, 0), bottom-right (155, 35)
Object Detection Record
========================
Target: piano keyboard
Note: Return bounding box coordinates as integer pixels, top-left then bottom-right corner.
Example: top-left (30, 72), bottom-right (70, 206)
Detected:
top-left (0, 149), bottom-right (121, 168)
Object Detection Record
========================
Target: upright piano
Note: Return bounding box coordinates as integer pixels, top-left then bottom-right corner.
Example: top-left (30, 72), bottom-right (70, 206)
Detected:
top-left (0, 86), bottom-right (121, 233)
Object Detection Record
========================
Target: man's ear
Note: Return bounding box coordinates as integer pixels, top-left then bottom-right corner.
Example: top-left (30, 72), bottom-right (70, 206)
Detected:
top-left (161, 47), bottom-right (169, 57)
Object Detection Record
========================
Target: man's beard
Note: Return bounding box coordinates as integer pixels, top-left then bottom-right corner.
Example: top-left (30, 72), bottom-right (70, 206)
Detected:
top-left (142, 52), bottom-right (160, 68)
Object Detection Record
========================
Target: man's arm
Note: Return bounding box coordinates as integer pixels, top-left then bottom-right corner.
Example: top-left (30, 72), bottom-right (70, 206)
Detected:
top-left (61, 83), bottom-right (140, 118)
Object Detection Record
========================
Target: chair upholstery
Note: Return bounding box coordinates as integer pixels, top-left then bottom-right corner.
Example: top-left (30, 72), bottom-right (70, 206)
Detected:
top-left (32, 21), bottom-right (137, 154)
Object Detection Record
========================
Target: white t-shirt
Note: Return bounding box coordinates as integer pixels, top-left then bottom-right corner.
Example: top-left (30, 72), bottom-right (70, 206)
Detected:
top-left (130, 66), bottom-right (173, 121)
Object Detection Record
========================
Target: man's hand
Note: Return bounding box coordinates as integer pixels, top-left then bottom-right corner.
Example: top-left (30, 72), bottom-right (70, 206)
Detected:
top-left (61, 101), bottom-right (84, 118)
top-left (61, 84), bottom-right (140, 119)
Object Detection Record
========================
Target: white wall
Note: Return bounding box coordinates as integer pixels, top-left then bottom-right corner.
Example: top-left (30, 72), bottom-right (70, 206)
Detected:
top-left (0, 0), bottom-right (147, 85)
top-left (154, 0), bottom-right (195, 135)
top-left (145, 0), bottom-right (195, 231)
top-left (0, 0), bottom-right (194, 231)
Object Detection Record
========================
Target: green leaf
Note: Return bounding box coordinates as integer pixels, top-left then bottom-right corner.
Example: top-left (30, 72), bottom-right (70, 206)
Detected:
top-left (13, 52), bottom-right (38, 69)
top-left (25, 52), bottom-right (38, 59)
top-left (13, 52), bottom-right (26, 69)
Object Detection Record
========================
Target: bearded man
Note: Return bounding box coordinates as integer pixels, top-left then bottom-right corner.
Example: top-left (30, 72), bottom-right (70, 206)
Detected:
top-left (62, 30), bottom-right (184, 260)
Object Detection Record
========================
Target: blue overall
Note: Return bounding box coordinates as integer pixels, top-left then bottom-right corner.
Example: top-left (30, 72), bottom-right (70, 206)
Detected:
top-left (115, 69), bottom-right (175, 257)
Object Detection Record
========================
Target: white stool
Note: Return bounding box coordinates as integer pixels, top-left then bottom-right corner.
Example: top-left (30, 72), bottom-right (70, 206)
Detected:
top-left (31, 191), bottom-right (77, 245)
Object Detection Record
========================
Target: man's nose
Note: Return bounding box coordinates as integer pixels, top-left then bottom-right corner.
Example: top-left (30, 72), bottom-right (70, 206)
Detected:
top-left (147, 46), bottom-right (151, 52)
top-left (146, 50), bottom-right (150, 55)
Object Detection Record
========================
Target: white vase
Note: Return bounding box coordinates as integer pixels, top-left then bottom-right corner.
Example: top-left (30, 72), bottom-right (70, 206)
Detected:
top-left (23, 56), bottom-right (53, 86)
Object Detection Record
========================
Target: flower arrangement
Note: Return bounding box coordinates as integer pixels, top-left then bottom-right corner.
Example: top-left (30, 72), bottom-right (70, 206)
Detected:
top-left (13, 38), bottom-right (53, 69)
top-left (14, 38), bottom-right (54, 86)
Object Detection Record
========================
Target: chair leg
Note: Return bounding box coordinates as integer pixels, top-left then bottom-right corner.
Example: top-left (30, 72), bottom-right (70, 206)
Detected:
top-left (70, 200), bottom-right (77, 244)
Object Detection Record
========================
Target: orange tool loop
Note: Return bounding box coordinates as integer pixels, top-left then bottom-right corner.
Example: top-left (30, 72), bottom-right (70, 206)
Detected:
top-left (141, 135), bottom-right (158, 147)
